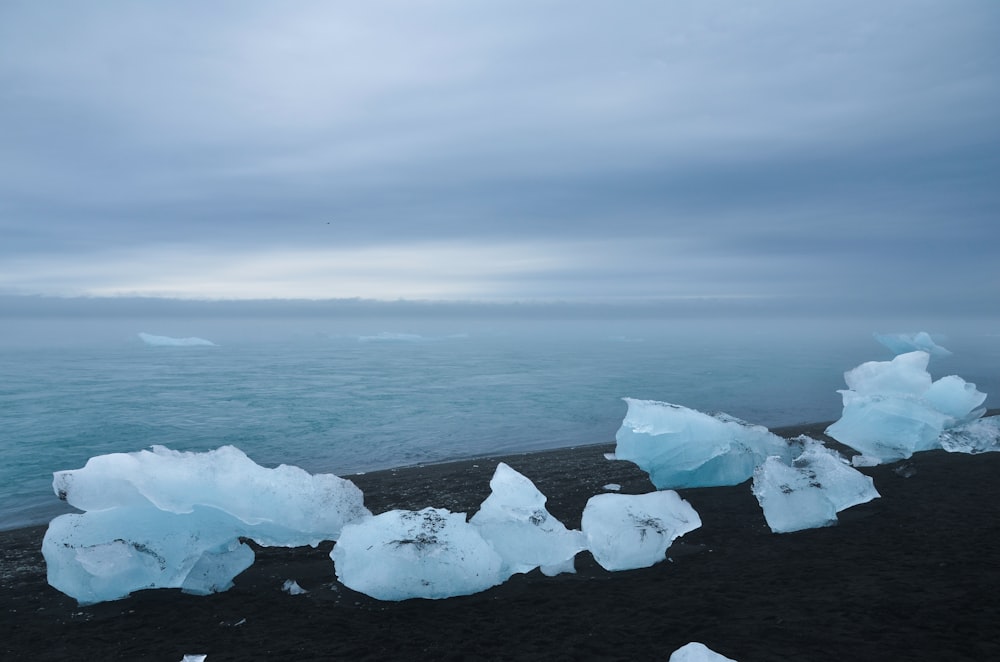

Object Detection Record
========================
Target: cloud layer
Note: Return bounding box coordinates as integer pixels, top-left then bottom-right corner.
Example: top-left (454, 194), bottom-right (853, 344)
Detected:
top-left (1, 1), bottom-right (997, 312)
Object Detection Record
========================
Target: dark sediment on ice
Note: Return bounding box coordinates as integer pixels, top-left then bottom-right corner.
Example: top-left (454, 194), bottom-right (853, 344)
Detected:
top-left (3, 419), bottom-right (1000, 661)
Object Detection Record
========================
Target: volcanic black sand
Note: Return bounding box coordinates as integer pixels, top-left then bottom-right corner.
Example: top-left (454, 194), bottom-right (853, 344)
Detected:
top-left (3, 420), bottom-right (1000, 661)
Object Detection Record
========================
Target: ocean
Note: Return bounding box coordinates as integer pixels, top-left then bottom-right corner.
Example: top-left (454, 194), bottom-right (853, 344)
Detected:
top-left (2, 315), bottom-right (997, 530)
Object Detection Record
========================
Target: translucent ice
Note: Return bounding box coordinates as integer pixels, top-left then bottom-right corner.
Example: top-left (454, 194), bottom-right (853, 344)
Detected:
top-left (43, 506), bottom-right (256, 604)
top-left (874, 331), bottom-right (951, 358)
top-left (614, 399), bottom-right (794, 489)
top-left (331, 507), bottom-right (505, 600)
top-left (826, 351), bottom-right (987, 463)
top-left (43, 446), bottom-right (370, 604)
top-left (138, 332), bottom-right (215, 346)
top-left (669, 642), bottom-right (738, 662)
top-left (581, 491), bottom-right (701, 571)
top-left (52, 445), bottom-right (370, 547)
top-left (752, 437), bottom-right (880, 533)
top-left (939, 416), bottom-right (1000, 454)
top-left (469, 463), bottom-right (585, 577)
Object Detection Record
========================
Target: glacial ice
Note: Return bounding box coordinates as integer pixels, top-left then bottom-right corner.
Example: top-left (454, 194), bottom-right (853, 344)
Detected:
top-left (469, 463), bottom-right (585, 577)
top-left (669, 642), bottom-right (738, 662)
top-left (751, 437), bottom-right (880, 533)
top-left (826, 351), bottom-right (987, 463)
top-left (939, 416), bottom-right (1000, 454)
top-left (581, 491), bottom-right (701, 571)
top-left (138, 332), bottom-right (215, 347)
top-left (614, 398), bottom-right (794, 489)
top-left (874, 331), bottom-right (951, 358)
top-left (43, 446), bottom-right (370, 604)
top-left (331, 507), bottom-right (505, 600)
top-left (52, 445), bottom-right (370, 547)
top-left (44, 506), bottom-right (256, 604)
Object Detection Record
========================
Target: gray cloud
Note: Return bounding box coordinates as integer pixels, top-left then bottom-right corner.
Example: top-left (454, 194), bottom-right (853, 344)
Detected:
top-left (1, 1), bottom-right (997, 312)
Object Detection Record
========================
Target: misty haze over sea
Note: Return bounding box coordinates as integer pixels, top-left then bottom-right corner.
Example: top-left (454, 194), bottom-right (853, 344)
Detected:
top-left (2, 298), bottom-right (997, 530)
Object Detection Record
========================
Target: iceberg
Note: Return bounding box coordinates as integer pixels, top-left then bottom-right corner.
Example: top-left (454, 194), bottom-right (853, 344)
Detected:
top-left (469, 463), bottom-right (586, 577)
top-left (581, 491), bottom-right (701, 571)
top-left (43, 446), bottom-right (370, 604)
top-left (874, 331), bottom-right (951, 358)
top-left (826, 351), bottom-right (987, 463)
top-left (669, 642), bottom-right (738, 662)
top-left (751, 437), bottom-right (880, 533)
top-left (138, 332), bottom-right (215, 347)
top-left (614, 399), bottom-right (794, 489)
top-left (331, 507), bottom-right (505, 601)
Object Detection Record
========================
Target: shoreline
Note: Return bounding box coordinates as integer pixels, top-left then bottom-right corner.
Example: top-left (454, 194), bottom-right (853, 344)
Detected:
top-left (4, 418), bottom-right (1000, 660)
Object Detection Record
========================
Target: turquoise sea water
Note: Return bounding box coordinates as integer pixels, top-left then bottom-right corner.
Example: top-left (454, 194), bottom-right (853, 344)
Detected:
top-left (2, 317), bottom-right (997, 530)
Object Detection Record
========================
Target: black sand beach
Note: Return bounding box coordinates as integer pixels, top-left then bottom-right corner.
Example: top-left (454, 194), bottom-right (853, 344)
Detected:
top-left (3, 420), bottom-right (1000, 661)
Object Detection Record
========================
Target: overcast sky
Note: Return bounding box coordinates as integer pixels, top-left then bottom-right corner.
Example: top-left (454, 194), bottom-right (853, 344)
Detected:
top-left (1, 1), bottom-right (997, 316)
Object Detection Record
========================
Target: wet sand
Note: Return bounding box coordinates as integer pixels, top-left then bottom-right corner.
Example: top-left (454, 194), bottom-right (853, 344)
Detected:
top-left (3, 421), bottom-right (1000, 661)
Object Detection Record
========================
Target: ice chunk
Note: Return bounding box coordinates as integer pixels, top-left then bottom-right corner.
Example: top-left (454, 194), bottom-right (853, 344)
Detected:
top-left (469, 463), bottom-right (585, 577)
top-left (603, 483), bottom-right (622, 491)
top-left (843, 351), bottom-right (933, 396)
top-left (826, 390), bottom-right (951, 462)
top-left (281, 579), bottom-right (308, 595)
top-left (874, 331), bottom-right (951, 358)
top-left (138, 332), bottom-right (215, 347)
top-left (331, 507), bottom-right (505, 600)
top-left (924, 375), bottom-right (987, 420)
top-left (614, 399), bottom-right (794, 489)
top-left (826, 351), bottom-right (988, 463)
top-left (181, 656), bottom-right (208, 662)
top-left (669, 642), bottom-right (737, 662)
top-left (581, 491), bottom-right (701, 571)
top-left (939, 416), bottom-right (1000, 454)
top-left (43, 506), bottom-right (255, 604)
top-left (752, 437), bottom-right (880, 533)
top-left (53, 445), bottom-right (370, 547)
top-left (44, 446), bottom-right (370, 604)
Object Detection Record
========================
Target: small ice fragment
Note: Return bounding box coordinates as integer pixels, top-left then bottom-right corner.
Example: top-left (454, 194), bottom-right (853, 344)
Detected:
top-left (603, 453), bottom-right (617, 460)
top-left (181, 656), bottom-right (207, 662)
top-left (939, 416), bottom-right (1000, 454)
top-left (851, 455), bottom-right (880, 467)
top-left (282, 579), bottom-right (308, 595)
top-left (893, 463), bottom-right (917, 478)
top-left (669, 642), bottom-right (737, 661)
top-left (603, 484), bottom-right (621, 491)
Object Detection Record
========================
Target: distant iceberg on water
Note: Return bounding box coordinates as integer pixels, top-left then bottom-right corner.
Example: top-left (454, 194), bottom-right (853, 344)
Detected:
top-left (138, 332), bottom-right (216, 347)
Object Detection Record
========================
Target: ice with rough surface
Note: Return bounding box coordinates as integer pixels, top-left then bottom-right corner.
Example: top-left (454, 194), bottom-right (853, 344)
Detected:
top-left (581, 491), bottom-right (701, 571)
top-left (138, 332), bottom-right (215, 347)
top-left (52, 445), bottom-right (370, 547)
top-left (939, 416), bottom-right (1000, 454)
top-left (614, 398), bottom-right (794, 488)
top-left (669, 642), bottom-right (737, 662)
top-left (331, 507), bottom-right (505, 600)
top-left (874, 331), bottom-right (951, 358)
top-left (469, 463), bottom-right (585, 578)
top-left (826, 351), bottom-right (987, 463)
top-left (44, 506), bottom-right (256, 605)
top-left (752, 437), bottom-right (880, 533)
top-left (43, 446), bottom-right (370, 604)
